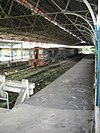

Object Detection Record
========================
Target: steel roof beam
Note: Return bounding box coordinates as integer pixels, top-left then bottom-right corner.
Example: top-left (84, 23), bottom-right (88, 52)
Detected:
top-left (82, 0), bottom-right (96, 25)
top-left (15, 0), bottom-right (79, 43)
top-left (0, 0), bottom-right (96, 44)
top-left (75, 24), bottom-right (93, 35)
top-left (64, 0), bottom-right (71, 11)
top-left (3, 30), bottom-right (64, 43)
top-left (31, 0), bottom-right (40, 26)
top-left (64, 12), bottom-right (94, 34)
top-left (64, 13), bottom-right (91, 41)
top-left (63, 15), bottom-right (89, 42)
top-left (0, 14), bottom-right (40, 20)
top-left (0, 10), bottom-right (90, 21)
top-left (0, 29), bottom-right (68, 43)
top-left (45, 10), bottom-right (94, 34)
top-left (8, 0), bottom-right (14, 15)
top-left (71, 41), bottom-right (81, 46)
top-left (50, 0), bottom-right (93, 42)
top-left (0, 4), bottom-right (6, 16)
top-left (82, 0), bottom-right (97, 45)
top-left (76, 0), bottom-right (97, 8)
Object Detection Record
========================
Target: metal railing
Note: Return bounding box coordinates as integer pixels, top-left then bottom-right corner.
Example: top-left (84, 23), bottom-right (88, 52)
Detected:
top-left (0, 90), bottom-right (9, 109)
top-left (0, 75), bottom-right (35, 109)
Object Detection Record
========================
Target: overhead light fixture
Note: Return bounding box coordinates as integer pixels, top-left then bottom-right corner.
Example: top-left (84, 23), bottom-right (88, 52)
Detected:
top-left (81, 40), bottom-right (86, 43)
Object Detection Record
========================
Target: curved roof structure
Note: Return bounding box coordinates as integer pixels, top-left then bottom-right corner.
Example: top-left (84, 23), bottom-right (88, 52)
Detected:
top-left (0, 0), bottom-right (97, 45)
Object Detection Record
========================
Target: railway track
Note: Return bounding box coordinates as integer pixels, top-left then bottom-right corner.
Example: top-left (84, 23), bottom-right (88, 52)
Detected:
top-left (5, 57), bottom-right (75, 80)
top-left (0, 62), bottom-right (29, 75)
top-left (0, 54), bottom-right (84, 109)
top-left (6, 54), bottom-right (85, 93)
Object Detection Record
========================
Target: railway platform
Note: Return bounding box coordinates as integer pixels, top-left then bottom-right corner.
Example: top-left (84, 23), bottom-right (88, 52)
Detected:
top-left (0, 55), bottom-right (95, 133)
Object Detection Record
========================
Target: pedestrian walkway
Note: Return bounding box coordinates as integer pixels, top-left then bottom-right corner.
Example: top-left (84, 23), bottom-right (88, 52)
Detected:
top-left (0, 55), bottom-right (95, 133)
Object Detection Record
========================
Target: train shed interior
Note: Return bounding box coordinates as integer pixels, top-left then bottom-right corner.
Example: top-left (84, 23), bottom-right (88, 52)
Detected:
top-left (0, 0), bottom-right (99, 133)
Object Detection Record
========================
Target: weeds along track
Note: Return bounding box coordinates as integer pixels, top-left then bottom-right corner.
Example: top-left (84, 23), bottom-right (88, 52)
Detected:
top-left (0, 55), bottom-right (84, 109)
top-left (5, 58), bottom-right (75, 80)
top-left (6, 55), bottom-right (85, 93)
top-left (0, 63), bottom-right (29, 75)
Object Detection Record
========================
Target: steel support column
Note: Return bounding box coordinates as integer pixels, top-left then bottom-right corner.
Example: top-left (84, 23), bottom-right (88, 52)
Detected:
top-left (82, 0), bottom-right (96, 25)
top-left (21, 42), bottom-right (23, 59)
top-left (11, 43), bottom-right (13, 61)
top-left (96, 0), bottom-right (100, 106)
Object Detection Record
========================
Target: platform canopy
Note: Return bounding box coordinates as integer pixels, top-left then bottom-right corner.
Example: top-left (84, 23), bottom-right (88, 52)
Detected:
top-left (0, 0), bottom-right (97, 45)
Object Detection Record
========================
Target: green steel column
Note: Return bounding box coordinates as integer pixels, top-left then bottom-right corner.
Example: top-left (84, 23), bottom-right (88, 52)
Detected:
top-left (96, 0), bottom-right (100, 106)
top-left (96, 26), bottom-right (100, 106)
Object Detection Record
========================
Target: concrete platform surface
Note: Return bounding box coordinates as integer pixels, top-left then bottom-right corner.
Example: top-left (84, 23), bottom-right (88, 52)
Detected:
top-left (0, 104), bottom-right (93, 133)
top-left (0, 55), bottom-right (95, 133)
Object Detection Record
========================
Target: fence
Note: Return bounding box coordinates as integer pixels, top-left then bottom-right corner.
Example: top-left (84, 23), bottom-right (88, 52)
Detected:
top-left (0, 75), bottom-right (35, 109)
